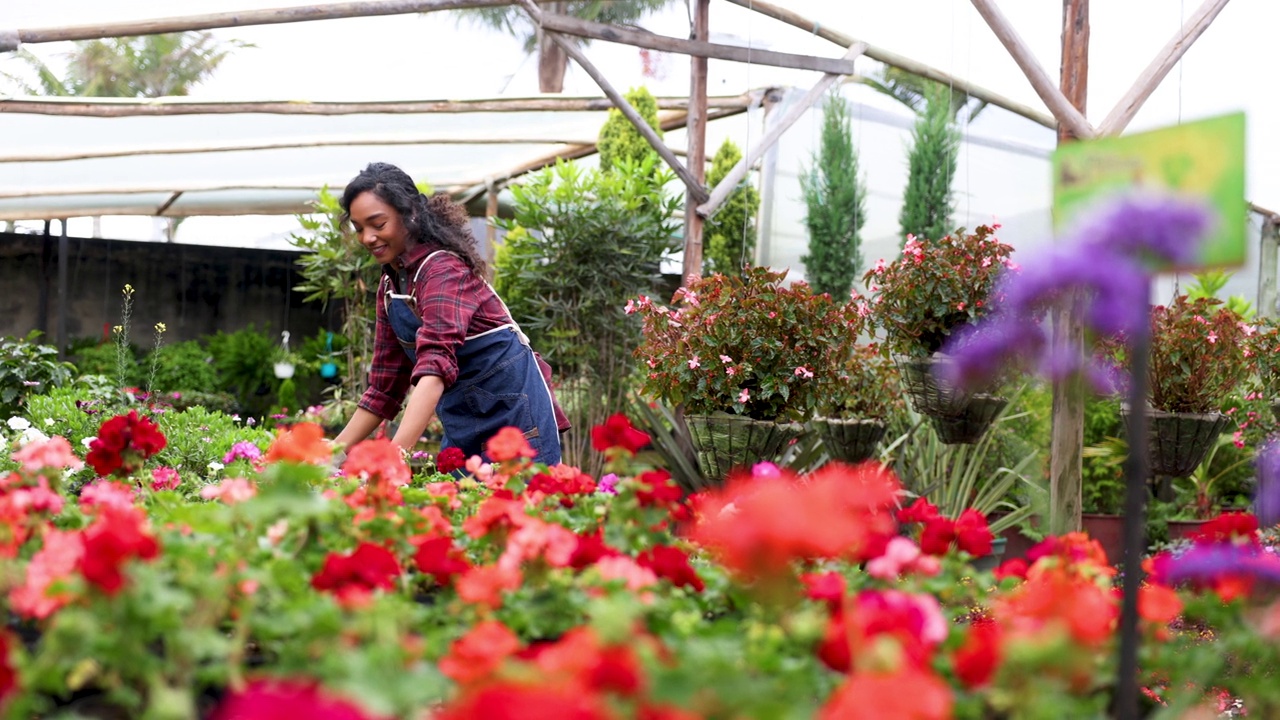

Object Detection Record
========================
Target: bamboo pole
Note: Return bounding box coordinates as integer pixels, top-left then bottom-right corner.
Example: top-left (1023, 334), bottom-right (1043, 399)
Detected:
top-left (682, 0), bottom-right (710, 285)
top-left (514, 0), bottom-right (709, 204)
top-left (696, 43), bottom-right (868, 219)
top-left (969, 0), bottom-right (1096, 139)
top-left (0, 181), bottom-right (344, 200)
top-left (0, 93), bottom-right (754, 117)
top-left (540, 11), bottom-right (858, 75)
top-left (1097, 0), bottom-right (1232, 135)
top-left (12, 0), bottom-right (511, 44)
top-left (719, 0), bottom-right (1057, 130)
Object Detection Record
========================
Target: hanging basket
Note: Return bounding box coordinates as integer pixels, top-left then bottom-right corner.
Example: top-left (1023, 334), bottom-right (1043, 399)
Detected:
top-left (895, 354), bottom-right (971, 419)
top-left (1122, 408), bottom-right (1232, 477)
top-left (685, 413), bottom-right (804, 483)
top-left (927, 393), bottom-right (1009, 445)
top-left (812, 417), bottom-right (887, 464)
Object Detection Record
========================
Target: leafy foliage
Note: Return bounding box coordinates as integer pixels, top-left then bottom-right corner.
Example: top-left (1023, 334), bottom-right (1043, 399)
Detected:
top-left (702, 140), bottom-right (760, 276)
top-left (801, 94), bottom-right (867, 298)
top-left (634, 267), bottom-right (861, 422)
top-left (0, 332), bottom-right (75, 418)
top-left (865, 225), bottom-right (1014, 357)
top-left (597, 86), bottom-right (663, 174)
top-left (206, 327), bottom-right (279, 417)
top-left (898, 84), bottom-right (959, 246)
top-left (148, 340), bottom-right (217, 395)
top-left (1187, 270), bottom-right (1255, 320)
top-left (1145, 296), bottom-right (1249, 414)
top-left (73, 342), bottom-right (141, 387)
top-left (493, 156), bottom-right (681, 470)
top-left (819, 345), bottom-right (898, 419)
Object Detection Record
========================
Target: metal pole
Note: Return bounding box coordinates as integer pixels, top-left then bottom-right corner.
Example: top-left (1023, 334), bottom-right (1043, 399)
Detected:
top-left (1116, 279), bottom-right (1152, 720)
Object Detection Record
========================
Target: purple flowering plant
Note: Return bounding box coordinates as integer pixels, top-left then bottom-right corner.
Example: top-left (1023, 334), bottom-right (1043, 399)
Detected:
top-left (632, 267), bottom-right (861, 422)
top-left (864, 225), bottom-right (1014, 358)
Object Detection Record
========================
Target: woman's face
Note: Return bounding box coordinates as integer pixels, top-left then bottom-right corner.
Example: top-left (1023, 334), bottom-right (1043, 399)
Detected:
top-left (349, 191), bottom-right (410, 265)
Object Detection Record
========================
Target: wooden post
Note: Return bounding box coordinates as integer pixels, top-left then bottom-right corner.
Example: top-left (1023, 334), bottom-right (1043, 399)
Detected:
top-left (1259, 216), bottom-right (1280, 319)
top-left (682, 0), bottom-right (710, 286)
top-left (515, 0), bottom-right (708, 205)
top-left (1048, 0), bottom-right (1089, 536)
top-left (485, 177), bottom-right (500, 273)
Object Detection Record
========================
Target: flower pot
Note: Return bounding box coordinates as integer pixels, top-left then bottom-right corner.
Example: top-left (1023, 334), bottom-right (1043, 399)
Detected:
top-left (812, 417), bottom-right (887, 464)
top-left (272, 361), bottom-right (295, 380)
top-left (1081, 513), bottom-right (1126, 568)
top-left (1122, 408), bottom-right (1232, 478)
top-left (971, 536), bottom-right (1008, 572)
top-left (895, 354), bottom-right (971, 418)
top-left (927, 393), bottom-right (1008, 445)
top-left (684, 413), bottom-right (805, 483)
top-left (1166, 519), bottom-right (1208, 544)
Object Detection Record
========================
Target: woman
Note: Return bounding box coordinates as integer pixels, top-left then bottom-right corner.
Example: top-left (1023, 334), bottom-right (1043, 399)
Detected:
top-left (333, 162), bottom-right (568, 465)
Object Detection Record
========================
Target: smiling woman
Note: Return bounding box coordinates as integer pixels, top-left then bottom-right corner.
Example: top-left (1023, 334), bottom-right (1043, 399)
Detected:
top-left (332, 162), bottom-right (570, 465)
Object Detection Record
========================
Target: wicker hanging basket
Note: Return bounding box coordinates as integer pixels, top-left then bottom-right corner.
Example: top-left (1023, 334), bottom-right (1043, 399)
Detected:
top-left (684, 413), bottom-right (804, 484)
top-left (812, 417), bottom-right (887, 464)
top-left (927, 393), bottom-right (1009, 445)
top-left (895, 354), bottom-right (972, 419)
top-left (1122, 407), bottom-right (1232, 478)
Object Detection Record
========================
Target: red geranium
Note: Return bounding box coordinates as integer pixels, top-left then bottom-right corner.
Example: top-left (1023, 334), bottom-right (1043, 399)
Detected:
top-left (77, 507), bottom-right (160, 595)
top-left (952, 619), bottom-right (1002, 688)
top-left (85, 410), bottom-right (167, 477)
top-left (636, 544), bottom-right (704, 592)
top-left (590, 413), bottom-right (651, 454)
top-left (439, 620), bottom-right (521, 685)
top-left (436, 682), bottom-right (612, 720)
top-left (634, 470), bottom-right (682, 507)
top-left (1189, 512), bottom-right (1260, 545)
top-left (435, 447), bottom-right (467, 474)
top-left (954, 510), bottom-right (994, 557)
top-left (209, 679), bottom-right (382, 720)
top-left (413, 536), bottom-right (471, 586)
top-left (311, 542), bottom-right (402, 605)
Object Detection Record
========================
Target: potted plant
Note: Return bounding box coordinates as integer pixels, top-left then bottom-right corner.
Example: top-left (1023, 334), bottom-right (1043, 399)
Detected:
top-left (811, 344), bottom-right (897, 463)
top-left (1110, 295), bottom-right (1246, 478)
top-left (633, 267), bottom-right (860, 481)
top-left (863, 225), bottom-right (1015, 442)
top-left (1246, 317), bottom-right (1280, 421)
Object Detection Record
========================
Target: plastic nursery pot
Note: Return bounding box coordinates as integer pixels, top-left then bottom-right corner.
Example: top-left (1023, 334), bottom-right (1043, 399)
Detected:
top-left (970, 536), bottom-right (1008, 573)
top-left (1121, 407), bottom-right (1232, 478)
top-left (811, 417), bottom-right (887, 464)
top-left (684, 413), bottom-right (804, 484)
top-left (927, 393), bottom-right (1009, 445)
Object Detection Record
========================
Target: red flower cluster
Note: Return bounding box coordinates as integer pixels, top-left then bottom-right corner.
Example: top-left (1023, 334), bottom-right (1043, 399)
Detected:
top-left (636, 544), bottom-right (704, 592)
top-left (78, 507), bottom-right (160, 595)
top-left (209, 678), bottom-right (382, 720)
top-left (486, 427), bottom-right (537, 463)
top-left (1187, 512), bottom-right (1259, 545)
top-left (897, 499), bottom-right (993, 557)
top-left (435, 446), bottom-right (467, 474)
top-left (591, 413), bottom-right (650, 454)
top-left (634, 470), bottom-right (682, 508)
top-left (311, 542), bottom-right (402, 606)
top-left (85, 411), bottom-right (166, 477)
top-left (525, 467), bottom-right (596, 507)
top-left (413, 536), bottom-right (471, 586)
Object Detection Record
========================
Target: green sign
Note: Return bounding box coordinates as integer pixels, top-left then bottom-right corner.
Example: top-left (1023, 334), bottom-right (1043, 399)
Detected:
top-left (1052, 112), bottom-right (1247, 269)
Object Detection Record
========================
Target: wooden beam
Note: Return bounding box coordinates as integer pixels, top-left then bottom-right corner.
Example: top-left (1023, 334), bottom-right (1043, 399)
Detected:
top-left (515, 0), bottom-right (708, 205)
top-left (540, 11), bottom-right (857, 75)
top-left (0, 134), bottom-right (605, 163)
top-left (1097, 0), bottom-right (1232, 135)
top-left (0, 182), bottom-right (345, 200)
top-left (697, 43), bottom-right (867, 219)
top-left (155, 191), bottom-right (184, 216)
top-left (14, 0), bottom-right (511, 44)
top-left (720, 0), bottom-right (1056, 130)
top-left (968, 0), bottom-right (1096, 139)
top-left (1259, 217), bottom-right (1279, 319)
top-left (0, 93), bottom-right (754, 117)
top-left (683, 0), bottom-right (710, 285)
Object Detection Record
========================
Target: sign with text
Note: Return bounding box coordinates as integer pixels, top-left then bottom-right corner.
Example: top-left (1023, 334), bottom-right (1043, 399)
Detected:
top-left (1052, 112), bottom-right (1247, 269)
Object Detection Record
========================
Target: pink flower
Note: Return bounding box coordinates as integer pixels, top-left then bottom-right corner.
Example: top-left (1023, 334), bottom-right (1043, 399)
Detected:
top-left (201, 478), bottom-right (257, 505)
top-left (10, 529), bottom-right (84, 619)
top-left (80, 480), bottom-right (139, 514)
top-left (873, 258), bottom-right (887, 274)
top-left (752, 462), bottom-right (781, 480)
top-left (719, 355), bottom-right (733, 363)
top-left (726, 367), bottom-right (737, 377)
top-left (687, 356), bottom-right (700, 370)
top-left (594, 556), bottom-right (658, 592)
top-left (794, 366), bottom-right (814, 379)
top-left (150, 467), bottom-right (181, 492)
top-left (866, 537), bottom-right (923, 580)
top-left (465, 454), bottom-right (494, 482)
top-left (738, 388), bottom-right (750, 403)
top-left (624, 299), bottom-right (636, 314)
top-left (12, 436), bottom-right (83, 473)
top-left (1208, 332), bottom-right (1218, 344)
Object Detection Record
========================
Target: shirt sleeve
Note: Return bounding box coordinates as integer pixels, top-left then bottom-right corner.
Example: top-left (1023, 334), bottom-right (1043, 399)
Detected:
top-left (358, 276), bottom-right (414, 420)
top-left (410, 254), bottom-right (492, 389)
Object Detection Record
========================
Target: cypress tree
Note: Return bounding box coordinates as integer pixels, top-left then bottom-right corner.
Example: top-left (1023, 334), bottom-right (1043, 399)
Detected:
top-left (703, 139), bottom-right (760, 275)
top-left (898, 83), bottom-right (959, 244)
top-left (598, 86), bottom-right (663, 173)
top-left (801, 94), bottom-right (867, 299)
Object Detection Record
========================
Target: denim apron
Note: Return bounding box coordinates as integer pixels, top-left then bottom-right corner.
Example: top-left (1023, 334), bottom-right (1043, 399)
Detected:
top-left (385, 251), bottom-right (561, 466)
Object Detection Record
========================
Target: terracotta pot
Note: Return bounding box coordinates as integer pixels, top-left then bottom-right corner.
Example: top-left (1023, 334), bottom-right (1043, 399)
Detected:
top-left (812, 417), bottom-right (887, 463)
top-left (684, 413), bottom-right (804, 484)
top-left (1081, 513), bottom-right (1127, 568)
top-left (1167, 519), bottom-right (1208, 543)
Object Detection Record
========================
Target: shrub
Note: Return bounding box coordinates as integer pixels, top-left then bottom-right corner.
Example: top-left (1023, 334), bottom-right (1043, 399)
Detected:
top-left (703, 139), bottom-right (760, 276)
top-left (898, 83), bottom-right (958, 245)
top-left (597, 86), bottom-right (662, 173)
top-left (207, 326), bottom-right (279, 417)
top-left (0, 332), bottom-right (76, 417)
top-left (801, 93), bottom-right (867, 298)
top-left (148, 339), bottom-right (217, 394)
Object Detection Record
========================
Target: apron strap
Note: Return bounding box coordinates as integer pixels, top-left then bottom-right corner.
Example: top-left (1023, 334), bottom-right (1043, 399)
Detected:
top-left (395, 249), bottom-right (532, 346)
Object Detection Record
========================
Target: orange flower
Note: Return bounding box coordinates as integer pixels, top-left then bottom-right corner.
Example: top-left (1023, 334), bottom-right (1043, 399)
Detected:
top-left (456, 564), bottom-right (522, 610)
top-left (486, 427), bottom-right (536, 463)
top-left (819, 667), bottom-right (953, 720)
top-left (439, 620), bottom-right (521, 684)
top-left (996, 566), bottom-right (1117, 648)
top-left (1139, 584), bottom-right (1183, 641)
top-left (265, 423), bottom-right (332, 465)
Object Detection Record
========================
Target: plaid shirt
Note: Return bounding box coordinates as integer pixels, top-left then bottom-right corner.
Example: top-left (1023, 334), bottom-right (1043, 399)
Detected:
top-left (358, 245), bottom-right (571, 432)
top-left (358, 245), bottom-right (508, 420)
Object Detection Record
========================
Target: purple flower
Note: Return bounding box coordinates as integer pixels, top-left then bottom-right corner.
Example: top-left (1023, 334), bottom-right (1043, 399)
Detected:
top-left (1069, 193), bottom-right (1213, 267)
top-left (1255, 437), bottom-right (1280, 527)
top-left (223, 441), bottom-right (263, 465)
top-left (597, 473), bottom-right (620, 495)
top-left (1161, 543), bottom-right (1280, 587)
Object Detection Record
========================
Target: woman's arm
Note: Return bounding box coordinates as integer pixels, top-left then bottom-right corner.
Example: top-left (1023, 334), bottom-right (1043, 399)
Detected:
top-left (334, 407), bottom-right (384, 450)
top-left (391, 375), bottom-right (445, 451)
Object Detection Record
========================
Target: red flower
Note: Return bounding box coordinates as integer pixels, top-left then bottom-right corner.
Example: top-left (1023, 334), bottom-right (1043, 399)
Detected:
top-left (952, 620), bottom-right (1002, 688)
top-left (1190, 512), bottom-right (1260, 545)
top-left (636, 544), bottom-right (704, 592)
top-left (801, 571), bottom-right (846, 612)
top-left (954, 509), bottom-right (994, 557)
top-left (413, 536), bottom-right (470, 585)
top-left (820, 667), bottom-right (953, 720)
top-left (0, 632), bottom-right (16, 704)
top-left (568, 529), bottom-right (620, 570)
top-left (86, 410), bottom-right (167, 477)
top-left (635, 470), bottom-right (682, 507)
top-left (435, 447), bottom-right (467, 474)
top-left (486, 427), bottom-right (537, 463)
top-left (896, 497), bottom-right (941, 524)
top-left (919, 517), bottom-right (957, 556)
top-left (590, 413), bottom-right (651, 454)
top-left (439, 620), bottom-right (521, 684)
top-left (816, 614), bottom-right (852, 672)
top-left (436, 683), bottom-right (612, 720)
top-left (311, 542), bottom-right (401, 605)
top-left (993, 558), bottom-right (1029, 581)
top-left (209, 678), bottom-right (382, 720)
top-left (77, 507), bottom-right (160, 595)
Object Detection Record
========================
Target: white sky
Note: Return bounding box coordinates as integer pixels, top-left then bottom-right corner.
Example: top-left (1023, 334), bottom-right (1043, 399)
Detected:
top-left (2, 0), bottom-right (1275, 244)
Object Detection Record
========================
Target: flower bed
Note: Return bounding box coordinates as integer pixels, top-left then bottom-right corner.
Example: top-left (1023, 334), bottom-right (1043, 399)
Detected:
top-left (0, 407), bottom-right (1278, 718)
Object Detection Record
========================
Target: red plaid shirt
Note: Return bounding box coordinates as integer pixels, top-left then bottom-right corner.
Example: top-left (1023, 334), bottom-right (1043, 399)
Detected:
top-left (358, 245), bottom-right (571, 433)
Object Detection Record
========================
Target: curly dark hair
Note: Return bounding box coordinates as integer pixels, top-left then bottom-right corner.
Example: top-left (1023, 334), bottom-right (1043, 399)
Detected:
top-left (339, 162), bottom-right (487, 277)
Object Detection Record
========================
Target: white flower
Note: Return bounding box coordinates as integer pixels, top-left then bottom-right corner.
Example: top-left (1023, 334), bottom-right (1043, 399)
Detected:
top-left (19, 427), bottom-right (49, 445)
top-left (82, 436), bottom-right (97, 448)
top-left (43, 418), bottom-right (55, 427)
top-left (208, 461), bottom-right (225, 472)
top-left (6, 417), bottom-right (31, 431)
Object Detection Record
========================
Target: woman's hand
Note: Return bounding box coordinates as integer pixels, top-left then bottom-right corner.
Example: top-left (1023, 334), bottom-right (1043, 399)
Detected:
top-left (393, 376), bottom-right (445, 452)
